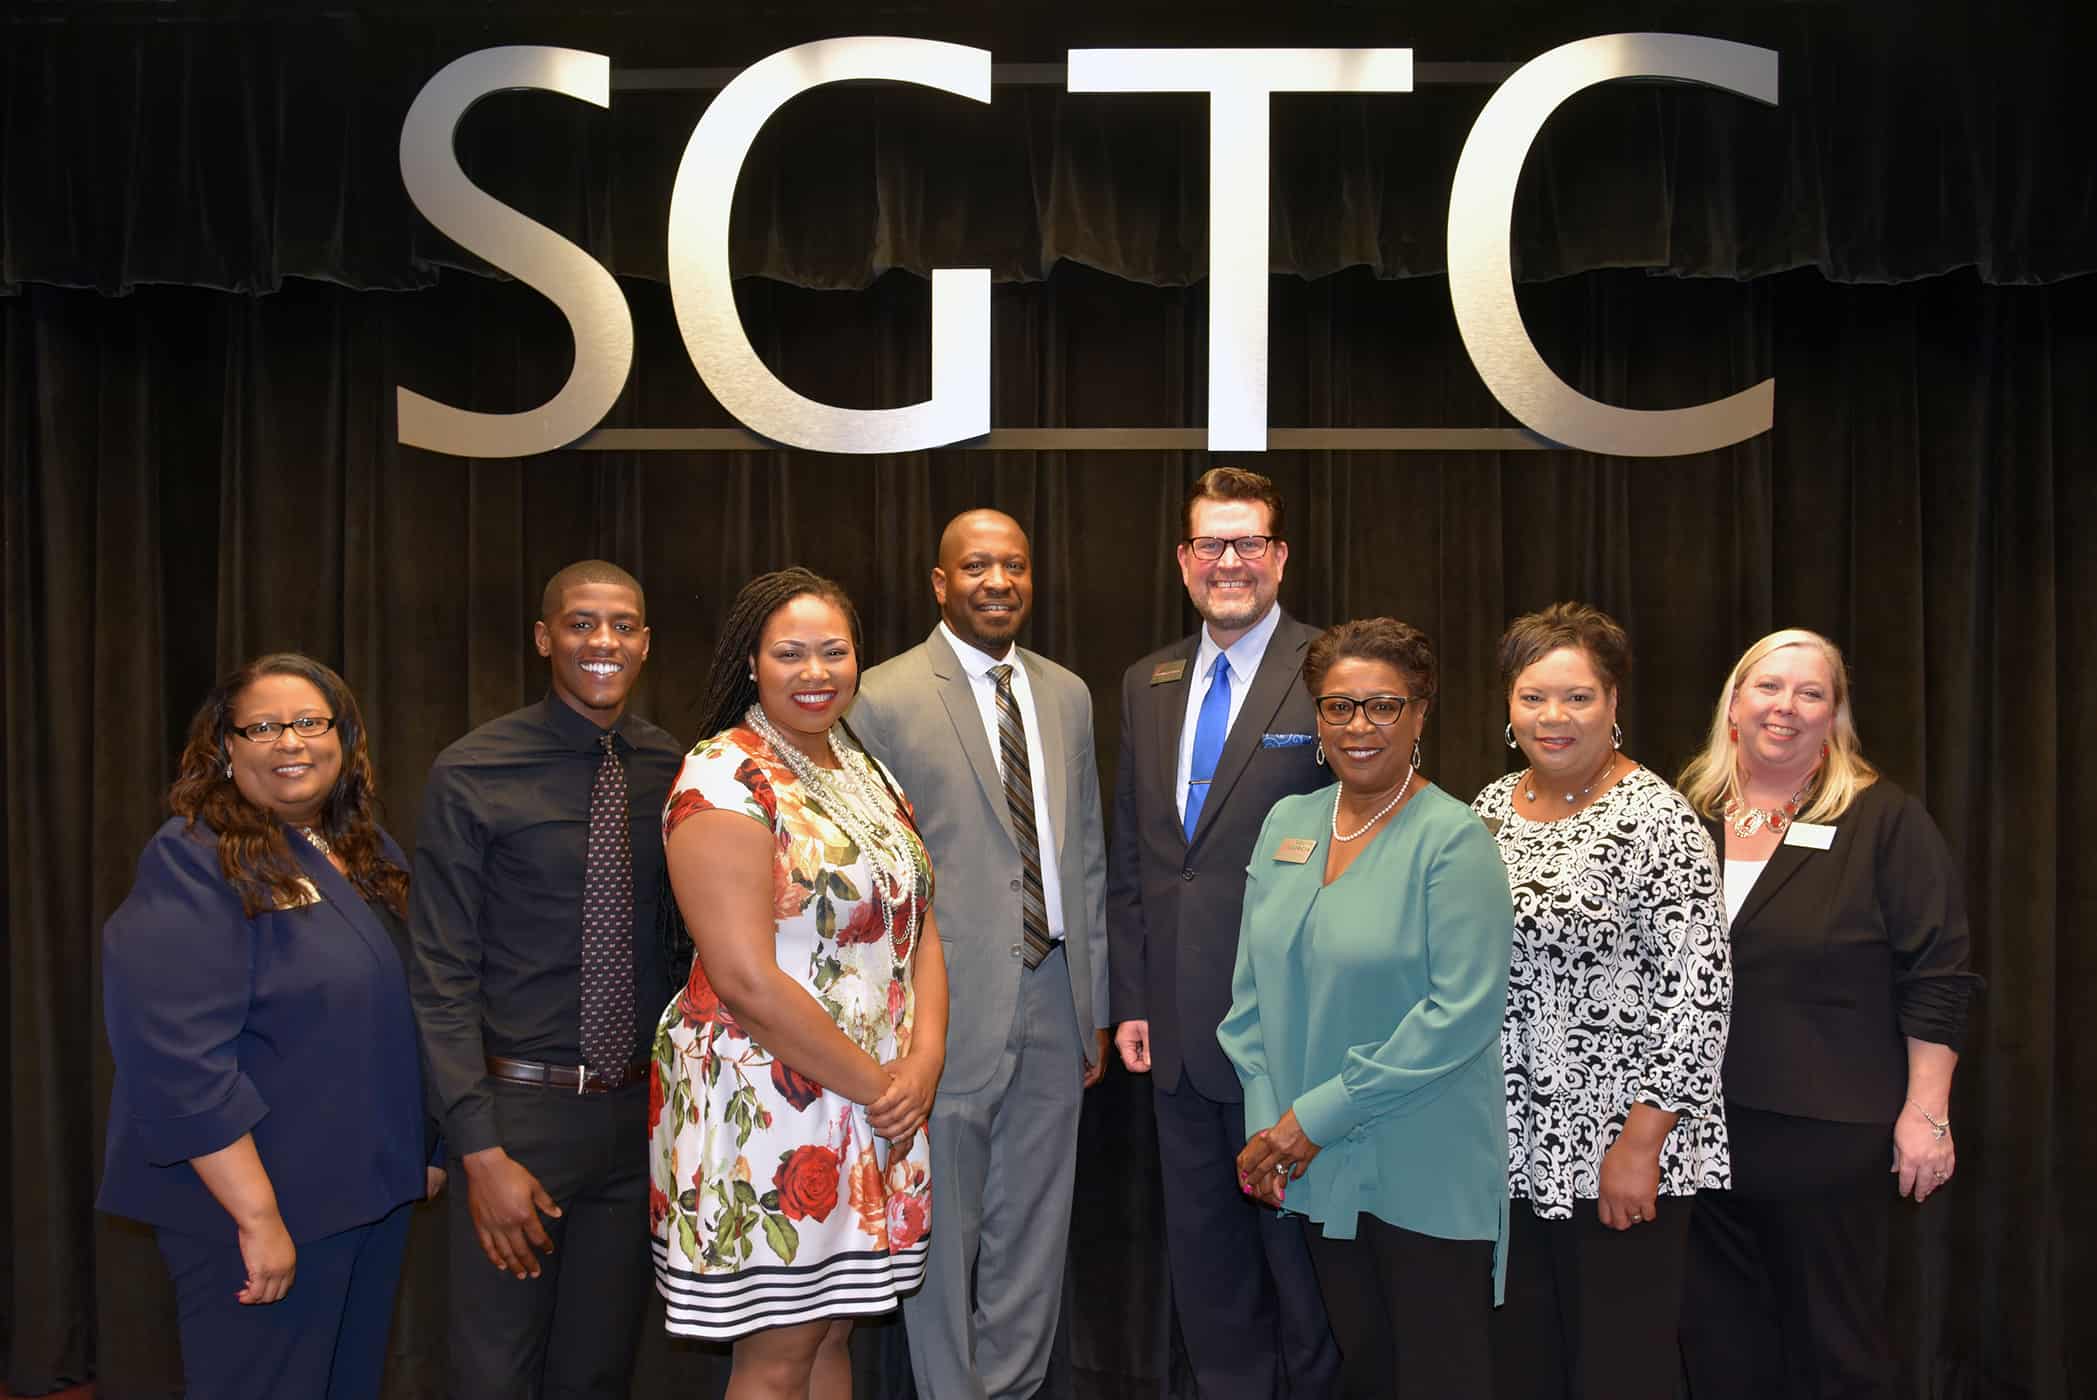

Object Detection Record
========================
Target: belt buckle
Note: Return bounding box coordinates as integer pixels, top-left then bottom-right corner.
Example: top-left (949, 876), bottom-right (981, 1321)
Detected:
top-left (577, 1063), bottom-right (588, 1097)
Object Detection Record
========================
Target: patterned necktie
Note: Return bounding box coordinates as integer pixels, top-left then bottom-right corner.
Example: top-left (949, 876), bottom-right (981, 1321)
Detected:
top-left (1183, 655), bottom-right (1233, 840)
top-left (990, 664), bottom-right (1053, 969)
top-left (580, 731), bottom-right (635, 1079)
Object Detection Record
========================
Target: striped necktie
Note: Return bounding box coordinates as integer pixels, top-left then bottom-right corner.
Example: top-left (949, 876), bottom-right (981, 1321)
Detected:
top-left (990, 664), bottom-right (1053, 969)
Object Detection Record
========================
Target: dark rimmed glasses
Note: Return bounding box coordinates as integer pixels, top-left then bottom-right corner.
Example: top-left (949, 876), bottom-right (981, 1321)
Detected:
top-left (1184, 534), bottom-right (1278, 562)
top-left (1314, 694), bottom-right (1426, 727)
top-left (229, 716), bottom-right (337, 742)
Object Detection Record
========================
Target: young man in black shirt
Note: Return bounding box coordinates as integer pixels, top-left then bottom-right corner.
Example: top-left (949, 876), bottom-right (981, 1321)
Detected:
top-left (410, 560), bottom-right (686, 1398)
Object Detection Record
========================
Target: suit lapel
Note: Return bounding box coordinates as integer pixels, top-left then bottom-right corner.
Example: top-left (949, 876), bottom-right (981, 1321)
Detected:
top-left (1709, 809), bottom-right (1821, 930)
top-left (284, 827), bottom-right (399, 974)
top-left (927, 629), bottom-right (1019, 848)
top-left (1023, 650), bottom-right (1072, 862)
top-left (1191, 616), bottom-right (1308, 848)
top-left (1150, 635), bottom-right (1201, 846)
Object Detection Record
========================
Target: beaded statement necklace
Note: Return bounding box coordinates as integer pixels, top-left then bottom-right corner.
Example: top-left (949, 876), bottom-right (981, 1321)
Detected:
top-left (294, 825), bottom-right (333, 858)
top-left (1723, 774), bottom-right (1814, 838)
top-left (744, 706), bottom-right (927, 966)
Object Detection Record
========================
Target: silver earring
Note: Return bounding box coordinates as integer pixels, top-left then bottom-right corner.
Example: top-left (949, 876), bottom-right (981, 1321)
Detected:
top-left (223, 762), bottom-right (233, 779)
top-left (1314, 740), bottom-right (1327, 767)
top-left (1504, 723), bottom-right (1518, 750)
top-left (1412, 739), bottom-right (1423, 768)
top-left (1611, 722), bottom-right (1624, 750)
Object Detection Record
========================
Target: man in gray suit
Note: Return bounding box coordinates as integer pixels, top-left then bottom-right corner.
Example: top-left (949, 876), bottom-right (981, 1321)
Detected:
top-left (850, 508), bottom-right (1111, 1400)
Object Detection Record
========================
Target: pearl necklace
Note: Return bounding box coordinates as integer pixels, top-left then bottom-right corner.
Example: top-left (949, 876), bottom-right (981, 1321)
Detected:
top-left (1724, 775), bottom-right (1813, 838)
top-left (1522, 751), bottom-right (1618, 806)
top-left (744, 706), bottom-right (926, 966)
top-left (1332, 766), bottom-right (1413, 843)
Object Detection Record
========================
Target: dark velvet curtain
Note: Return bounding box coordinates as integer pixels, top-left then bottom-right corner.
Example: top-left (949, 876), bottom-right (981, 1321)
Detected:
top-left (2, 3), bottom-right (2088, 295)
top-left (5, 262), bottom-right (2089, 1397)
top-left (4, 1), bottom-right (2091, 1397)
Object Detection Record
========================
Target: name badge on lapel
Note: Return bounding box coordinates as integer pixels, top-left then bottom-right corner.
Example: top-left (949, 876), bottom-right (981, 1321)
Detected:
top-left (1151, 659), bottom-right (1188, 685)
top-left (1273, 838), bottom-right (1318, 864)
top-left (1783, 820), bottom-right (1836, 850)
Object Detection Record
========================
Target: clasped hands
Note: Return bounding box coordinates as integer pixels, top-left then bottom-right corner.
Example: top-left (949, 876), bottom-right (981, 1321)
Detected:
top-left (1237, 1109), bottom-right (1321, 1209)
top-left (868, 1050), bottom-right (941, 1154)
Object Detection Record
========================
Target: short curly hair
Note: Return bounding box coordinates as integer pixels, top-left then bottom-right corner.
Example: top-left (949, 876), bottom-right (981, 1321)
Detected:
top-left (1303, 618), bottom-right (1437, 704)
top-left (1496, 602), bottom-right (1631, 696)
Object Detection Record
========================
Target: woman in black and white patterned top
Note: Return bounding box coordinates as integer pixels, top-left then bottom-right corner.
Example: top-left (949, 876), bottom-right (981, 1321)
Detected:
top-left (1472, 603), bottom-right (1730, 1400)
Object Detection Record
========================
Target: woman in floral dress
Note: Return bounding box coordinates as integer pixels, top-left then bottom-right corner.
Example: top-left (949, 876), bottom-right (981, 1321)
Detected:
top-left (651, 568), bottom-right (947, 1398)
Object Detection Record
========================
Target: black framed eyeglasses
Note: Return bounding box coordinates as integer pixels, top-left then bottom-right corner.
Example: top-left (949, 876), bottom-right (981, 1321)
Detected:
top-left (229, 716), bottom-right (337, 743)
top-left (1184, 534), bottom-right (1277, 562)
top-left (1314, 694), bottom-right (1425, 727)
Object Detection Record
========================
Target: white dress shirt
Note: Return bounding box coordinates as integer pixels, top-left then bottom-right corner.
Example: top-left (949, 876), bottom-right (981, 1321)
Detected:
top-left (1175, 603), bottom-right (1284, 824)
top-left (939, 620), bottom-right (1067, 941)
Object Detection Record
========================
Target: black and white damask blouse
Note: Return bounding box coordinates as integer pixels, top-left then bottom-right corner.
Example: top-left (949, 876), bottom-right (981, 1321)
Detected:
top-left (1474, 766), bottom-right (1732, 1218)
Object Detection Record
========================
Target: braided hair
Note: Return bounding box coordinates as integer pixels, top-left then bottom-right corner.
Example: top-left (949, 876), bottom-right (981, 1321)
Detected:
top-left (660, 566), bottom-right (868, 990)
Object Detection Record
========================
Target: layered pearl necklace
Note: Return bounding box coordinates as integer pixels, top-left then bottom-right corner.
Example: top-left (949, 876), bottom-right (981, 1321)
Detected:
top-left (1332, 765), bottom-right (1413, 842)
top-left (744, 705), bottom-right (926, 966)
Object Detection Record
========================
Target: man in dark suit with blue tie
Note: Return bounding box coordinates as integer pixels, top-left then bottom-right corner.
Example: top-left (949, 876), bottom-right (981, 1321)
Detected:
top-left (1108, 467), bottom-right (1341, 1397)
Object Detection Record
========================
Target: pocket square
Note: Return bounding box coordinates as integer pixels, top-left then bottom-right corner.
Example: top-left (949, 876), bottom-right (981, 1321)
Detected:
top-left (1261, 732), bottom-right (1316, 748)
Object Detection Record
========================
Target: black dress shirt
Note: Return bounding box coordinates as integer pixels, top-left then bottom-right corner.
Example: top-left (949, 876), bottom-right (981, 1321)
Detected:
top-left (409, 693), bottom-right (685, 1156)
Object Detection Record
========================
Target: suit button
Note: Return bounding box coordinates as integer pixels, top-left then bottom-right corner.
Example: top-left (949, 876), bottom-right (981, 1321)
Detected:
top-left (1010, 943), bottom-right (1023, 959)
top-left (1181, 868), bottom-right (1194, 881)
top-left (1009, 878), bottom-right (1021, 892)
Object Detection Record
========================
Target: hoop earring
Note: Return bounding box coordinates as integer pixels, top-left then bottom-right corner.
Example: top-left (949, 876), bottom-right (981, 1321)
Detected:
top-left (1314, 740), bottom-right (1327, 767)
top-left (1411, 738), bottom-right (1423, 768)
top-left (1611, 722), bottom-right (1623, 750)
top-left (1504, 723), bottom-right (1518, 750)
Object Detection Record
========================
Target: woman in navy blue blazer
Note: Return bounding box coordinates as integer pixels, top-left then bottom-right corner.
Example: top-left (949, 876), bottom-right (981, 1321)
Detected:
top-left (100, 653), bottom-right (438, 1400)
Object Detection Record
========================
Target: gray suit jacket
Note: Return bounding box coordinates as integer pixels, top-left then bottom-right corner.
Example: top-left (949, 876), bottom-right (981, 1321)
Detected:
top-left (850, 627), bottom-right (1110, 1097)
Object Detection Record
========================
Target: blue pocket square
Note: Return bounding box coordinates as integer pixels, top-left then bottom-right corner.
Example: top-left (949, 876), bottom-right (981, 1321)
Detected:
top-left (1261, 732), bottom-right (1316, 748)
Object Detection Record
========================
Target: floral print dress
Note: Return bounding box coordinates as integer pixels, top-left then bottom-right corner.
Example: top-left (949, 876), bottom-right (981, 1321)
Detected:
top-left (649, 725), bottom-right (934, 1339)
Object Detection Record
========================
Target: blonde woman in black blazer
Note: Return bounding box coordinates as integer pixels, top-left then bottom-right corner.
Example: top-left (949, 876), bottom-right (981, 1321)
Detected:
top-left (1676, 629), bottom-right (1982, 1400)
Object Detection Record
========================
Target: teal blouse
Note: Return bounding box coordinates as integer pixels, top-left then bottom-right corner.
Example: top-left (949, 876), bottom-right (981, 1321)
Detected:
top-left (1218, 781), bottom-right (1515, 1299)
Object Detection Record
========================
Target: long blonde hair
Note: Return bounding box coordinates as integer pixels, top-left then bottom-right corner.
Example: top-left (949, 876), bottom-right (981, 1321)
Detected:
top-left (1678, 629), bottom-right (1878, 823)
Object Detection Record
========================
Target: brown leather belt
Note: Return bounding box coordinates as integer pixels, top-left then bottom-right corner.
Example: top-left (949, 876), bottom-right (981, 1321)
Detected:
top-left (485, 1054), bottom-right (651, 1095)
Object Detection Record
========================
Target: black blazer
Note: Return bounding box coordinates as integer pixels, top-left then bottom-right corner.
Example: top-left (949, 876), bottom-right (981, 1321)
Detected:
top-left (99, 818), bottom-right (428, 1243)
top-left (1707, 779), bottom-right (1981, 1126)
top-left (1106, 611), bottom-right (1325, 1101)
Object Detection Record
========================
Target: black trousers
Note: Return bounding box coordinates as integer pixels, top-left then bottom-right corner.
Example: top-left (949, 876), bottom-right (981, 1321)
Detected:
top-left (448, 1078), bottom-right (652, 1400)
top-left (1680, 1106), bottom-right (1895, 1400)
top-left (158, 1201), bottom-right (413, 1400)
top-left (1491, 1198), bottom-right (1692, 1400)
top-left (1152, 1070), bottom-right (1342, 1399)
top-left (1304, 1214), bottom-right (1495, 1400)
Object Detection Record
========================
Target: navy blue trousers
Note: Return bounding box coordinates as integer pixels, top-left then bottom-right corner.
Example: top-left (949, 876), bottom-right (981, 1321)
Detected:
top-left (158, 1201), bottom-right (413, 1400)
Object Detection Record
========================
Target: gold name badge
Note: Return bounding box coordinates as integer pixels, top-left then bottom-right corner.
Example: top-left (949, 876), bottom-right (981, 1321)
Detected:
top-left (1151, 659), bottom-right (1188, 685)
top-left (1273, 837), bottom-right (1318, 864)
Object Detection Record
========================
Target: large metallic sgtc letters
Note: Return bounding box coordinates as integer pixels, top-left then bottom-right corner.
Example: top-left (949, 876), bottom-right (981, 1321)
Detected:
top-left (397, 35), bottom-right (1778, 459)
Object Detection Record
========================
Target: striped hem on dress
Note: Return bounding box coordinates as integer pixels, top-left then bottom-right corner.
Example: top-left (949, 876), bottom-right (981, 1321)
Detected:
top-left (653, 1236), bottom-right (931, 1339)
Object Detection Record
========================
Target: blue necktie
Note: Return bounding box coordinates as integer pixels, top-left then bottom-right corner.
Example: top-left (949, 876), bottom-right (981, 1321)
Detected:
top-left (1184, 656), bottom-right (1233, 840)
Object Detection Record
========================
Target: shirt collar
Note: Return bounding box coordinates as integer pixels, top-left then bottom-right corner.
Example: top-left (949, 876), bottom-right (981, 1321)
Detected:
top-left (939, 619), bottom-right (1020, 680)
top-left (538, 691), bottom-right (629, 754)
top-left (1193, 602), bottom-right (1283, 687)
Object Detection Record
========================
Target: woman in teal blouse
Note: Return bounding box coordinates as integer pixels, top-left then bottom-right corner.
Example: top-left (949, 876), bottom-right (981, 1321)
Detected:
top-left (1221, 618), bottom-right (1514, 1400)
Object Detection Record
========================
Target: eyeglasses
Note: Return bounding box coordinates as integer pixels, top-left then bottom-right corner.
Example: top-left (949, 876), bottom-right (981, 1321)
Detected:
top-left (229, 716), bottom-right (337, 743)
top-left (1184, 535), bottom-right (1277, 562)
top-left (1314, 695), bottom-right (1425, 727)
